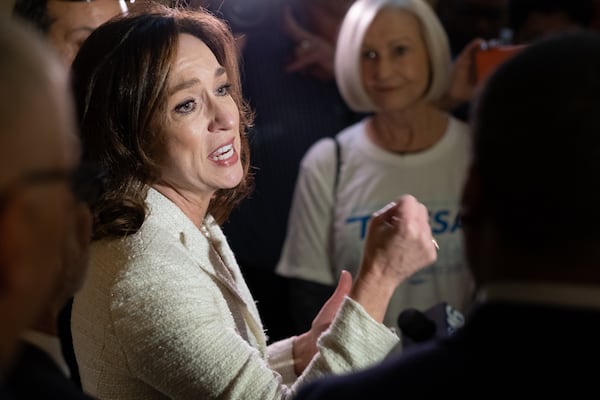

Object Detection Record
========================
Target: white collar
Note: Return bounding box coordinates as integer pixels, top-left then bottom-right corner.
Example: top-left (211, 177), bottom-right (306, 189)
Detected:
top-left (21, 330), bottom-right (70, 377)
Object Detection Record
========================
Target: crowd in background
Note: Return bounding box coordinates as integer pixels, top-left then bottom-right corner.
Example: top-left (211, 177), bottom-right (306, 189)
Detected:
top-left (2, 0), bottom-right (600, 399)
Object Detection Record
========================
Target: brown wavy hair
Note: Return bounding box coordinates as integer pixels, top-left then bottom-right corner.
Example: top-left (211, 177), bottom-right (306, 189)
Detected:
top-left (70, 4), bottom-right (253, 240)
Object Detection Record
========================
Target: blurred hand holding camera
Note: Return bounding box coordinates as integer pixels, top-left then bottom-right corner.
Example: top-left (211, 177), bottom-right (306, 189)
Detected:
top-left (474, 41), bottom-right (526, 84)
top-left (436, 37), bottom-right (485, 112)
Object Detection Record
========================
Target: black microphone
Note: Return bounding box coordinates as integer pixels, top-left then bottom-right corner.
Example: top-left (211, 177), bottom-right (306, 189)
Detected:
top-left (397, 308), bottom-right (436, 344)
top-left (397, 302), bottom-right (465, 348)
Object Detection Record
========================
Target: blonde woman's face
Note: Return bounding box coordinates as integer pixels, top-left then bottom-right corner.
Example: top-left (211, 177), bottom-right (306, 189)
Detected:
top-left (360, 9), bottom-right (430, 111)
top-left (159, 34), bottom-right (242, 204)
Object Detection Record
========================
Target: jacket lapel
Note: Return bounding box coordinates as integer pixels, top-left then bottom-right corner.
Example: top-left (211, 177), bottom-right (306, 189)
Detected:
top-left (145, 188), bottom-right (267, 352)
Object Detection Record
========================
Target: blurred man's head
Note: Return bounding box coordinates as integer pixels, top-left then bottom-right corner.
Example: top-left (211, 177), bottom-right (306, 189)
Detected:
top-left (13, 0), bottom-right (128, 66)
top-left (0, 16), bottom-right (80, 370)
top-left (461, 31), bottom-right (600, 287)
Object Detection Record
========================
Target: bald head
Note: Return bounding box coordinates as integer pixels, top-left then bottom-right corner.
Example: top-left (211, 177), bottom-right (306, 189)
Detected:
top-left (0, 16), bottom-right (78, 370)
top-left (1, 15), bottom-right (78, 184)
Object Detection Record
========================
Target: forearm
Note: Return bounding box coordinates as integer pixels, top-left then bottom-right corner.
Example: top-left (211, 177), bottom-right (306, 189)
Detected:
top-left (350, 196), bottom-right (437, 323)
top-left (349, 266), bottom-right (398, 324)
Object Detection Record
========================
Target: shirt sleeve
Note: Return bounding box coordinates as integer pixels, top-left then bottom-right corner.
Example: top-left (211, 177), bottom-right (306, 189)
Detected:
top-left (267, 337), bottom-right (297, 386)
top-left (294, 297), bottom-right (400, 387)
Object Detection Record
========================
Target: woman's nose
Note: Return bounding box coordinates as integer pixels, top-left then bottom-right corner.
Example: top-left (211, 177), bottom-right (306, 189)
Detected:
top-left (374, 56), bottom-right (394, 80)
top-left (207, 98), bottom-right (236, 132)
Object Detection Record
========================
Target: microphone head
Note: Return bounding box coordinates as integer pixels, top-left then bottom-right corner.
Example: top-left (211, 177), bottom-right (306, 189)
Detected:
top-left (397, 308), bottom-right (436, 343)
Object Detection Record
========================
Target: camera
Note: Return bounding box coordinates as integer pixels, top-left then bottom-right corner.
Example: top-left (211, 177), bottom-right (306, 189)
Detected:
top-left (475, 41), bottom-right (526, 84)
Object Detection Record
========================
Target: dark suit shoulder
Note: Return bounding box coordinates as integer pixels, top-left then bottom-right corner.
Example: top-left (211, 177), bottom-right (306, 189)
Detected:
top-left (6, 343), bottom-right (94, 399)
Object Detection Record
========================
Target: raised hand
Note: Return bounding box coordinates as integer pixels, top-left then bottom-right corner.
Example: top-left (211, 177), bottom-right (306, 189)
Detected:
top-left (283, 5), bottom-right (336, 82)
top-left (436, 38), bottom-right (485, 112)
top-left (292, 270), bottom-right (353, 374)
top-left (351, 195), bottom-right (438, 323)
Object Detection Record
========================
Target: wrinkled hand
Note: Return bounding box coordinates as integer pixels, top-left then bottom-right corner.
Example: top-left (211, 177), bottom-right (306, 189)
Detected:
top-left (437, 38), bottom-right (484, 112)
top-left (362, 194), bottom-right (437, 282)
top-left (283, 5), bottom-right (336, 81)
top-left (351, 195), bottom-right (438, 322)
top-left (293, 271), bottom-right (352, 374)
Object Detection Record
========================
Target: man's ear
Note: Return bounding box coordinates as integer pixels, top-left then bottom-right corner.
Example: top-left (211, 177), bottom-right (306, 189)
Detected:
top-left (0, 198), bottom-right (26, 293)
top-left (460, 164), bottom-right (487, 227)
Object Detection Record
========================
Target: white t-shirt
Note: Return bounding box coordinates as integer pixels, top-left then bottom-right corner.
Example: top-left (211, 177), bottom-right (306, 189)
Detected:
top-left (276, 116), bottom-right (475, 328)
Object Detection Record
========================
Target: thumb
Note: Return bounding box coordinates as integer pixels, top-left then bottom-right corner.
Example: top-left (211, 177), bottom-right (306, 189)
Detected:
top-left (312, 270), bottom-right (352, 329)
top-left (333, 270), bottom-right (353, 299)
top-left (321, 270), bottom-right (352, 315)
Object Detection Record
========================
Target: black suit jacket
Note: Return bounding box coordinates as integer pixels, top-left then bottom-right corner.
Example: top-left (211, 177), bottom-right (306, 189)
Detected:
top-left (6, 342), bottom-right (94, 399)
top-left (295, 301), bottom-right (600, 398)
top-left (0, 384), bottom-right (14, 400)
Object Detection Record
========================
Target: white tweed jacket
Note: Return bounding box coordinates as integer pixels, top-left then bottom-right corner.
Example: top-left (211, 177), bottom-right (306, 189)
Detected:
top-left (72, 188), bottom-right (399, 399)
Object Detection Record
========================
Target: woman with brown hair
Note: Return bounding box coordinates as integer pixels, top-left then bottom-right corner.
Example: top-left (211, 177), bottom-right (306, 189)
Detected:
top-left (70, 4), bottom-right (438, 399)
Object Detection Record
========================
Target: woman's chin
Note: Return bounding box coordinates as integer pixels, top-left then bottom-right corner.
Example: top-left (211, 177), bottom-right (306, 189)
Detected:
top-left (221, 165), bottom-right (244, 189)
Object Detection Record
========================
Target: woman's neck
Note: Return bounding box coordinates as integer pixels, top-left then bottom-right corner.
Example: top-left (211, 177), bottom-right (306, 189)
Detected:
top-left (151, 183), bottom-right (211, 229)
top-left (367, 103), bottom-right (449, 154)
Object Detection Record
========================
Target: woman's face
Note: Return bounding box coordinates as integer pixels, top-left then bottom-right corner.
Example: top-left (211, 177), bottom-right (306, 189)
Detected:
top-left (159, 33), bottom-right (242, 201)
top-left (360, 8), bottom-right (430, 111)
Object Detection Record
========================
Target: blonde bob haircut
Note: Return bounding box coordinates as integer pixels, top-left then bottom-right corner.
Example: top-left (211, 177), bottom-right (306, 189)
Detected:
top-left (335, 0), bottom-right (451, 112)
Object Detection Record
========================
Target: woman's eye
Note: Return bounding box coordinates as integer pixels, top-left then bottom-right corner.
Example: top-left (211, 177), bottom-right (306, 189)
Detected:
top-left (394, 46), bottom-right (407, 55)
top-left (216, 83), bottom-right (232, 96)
top-left (174, 99), bottom-right (197, 114)
top-left (362, 50), bottom-right (377, 60)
